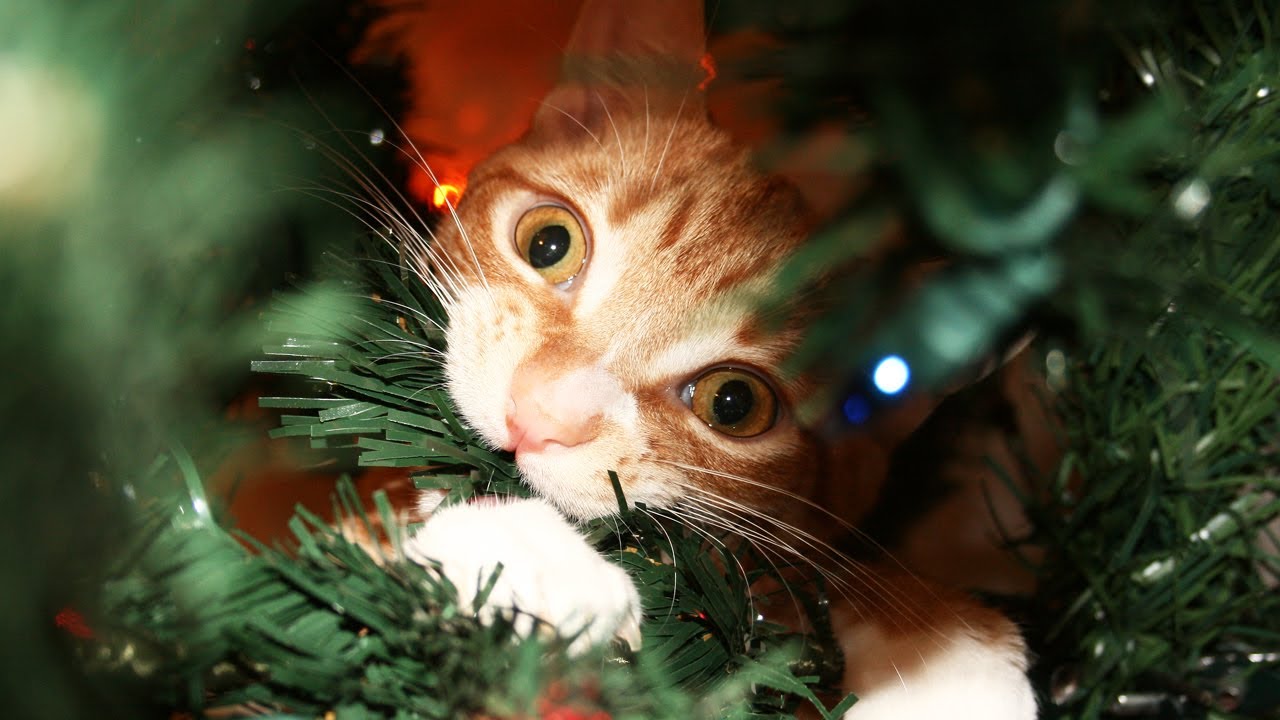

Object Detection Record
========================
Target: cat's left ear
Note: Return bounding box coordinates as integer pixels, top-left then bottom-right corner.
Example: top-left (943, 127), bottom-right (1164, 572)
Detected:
top-left (530, 0), bottom-right (708, 141)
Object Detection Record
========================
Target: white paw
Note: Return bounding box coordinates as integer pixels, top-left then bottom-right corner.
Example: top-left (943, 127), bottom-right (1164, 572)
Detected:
top-left (844, 635), bottom-right (1036, 720)
top-left (405, 497), bottom-right (642, 653)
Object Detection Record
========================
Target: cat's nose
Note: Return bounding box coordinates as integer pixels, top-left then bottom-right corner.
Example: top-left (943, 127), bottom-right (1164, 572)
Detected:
top-left (504, 363), bottom-right (620, 454)
top-left (505, 399), bottom-right (601, 454)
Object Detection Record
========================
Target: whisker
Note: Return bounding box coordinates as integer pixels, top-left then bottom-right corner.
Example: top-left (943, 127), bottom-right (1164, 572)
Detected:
top-left (664, 464), bottom-right (969, 641)
top-left (281, 130), bottom-right (451, 294)
top-left (361, 298), bottom-right (449, 337)
top-left (431, 181), bottom-right (496, 310)
top-left (649, 89), bottom-right (690, 192)
top-left (642, 86), bottom-right (651, 166)
top-left (655, 503), bottom-right (794, 633)
top-left (654, 458), bottom-right (930, 581)
top-left (635, 506), bottom-right (683, 622)
top-left (539, 100), bottom-right (605, 151)
top-left (283, 180), bottom-right (465, 307)
top-left (401, 382), bottom-right (451, 404)
top-left (361, 253), bottom-right (463, 312)
top-left (666, 474), bottom-right (949, 643)
top-left (596, 91), bottom-right (628, 178)
top-left (365, 351), bottom-right (445, 365)
top-left (295, 57), bottom-right (497, 310)
top-left (272, 52), bottom-right (495, 328)
top-left (677, 491), bottom-right (880, 628)
top-left (343, 304), bottom-right (450, 344)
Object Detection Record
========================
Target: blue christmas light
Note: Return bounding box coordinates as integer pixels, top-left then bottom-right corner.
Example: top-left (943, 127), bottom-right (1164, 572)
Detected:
top-left (872, 355), bottom-right (910, 395)
top-left (842, 394), bottom-right (871, 425)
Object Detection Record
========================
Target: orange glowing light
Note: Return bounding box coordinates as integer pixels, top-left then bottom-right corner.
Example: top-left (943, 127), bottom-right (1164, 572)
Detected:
top-left (432, 183), bottom-right (462, 208)
top-left (409, 167), bottom-right (467, 209)
top-left (697, 52), bottom-right (717, 91)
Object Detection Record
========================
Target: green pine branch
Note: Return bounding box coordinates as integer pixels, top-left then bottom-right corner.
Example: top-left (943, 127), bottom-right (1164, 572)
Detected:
top-left (74, 232), bottom-right (854, 718)
top-left (1024, 3), bottom-right (1280, 717)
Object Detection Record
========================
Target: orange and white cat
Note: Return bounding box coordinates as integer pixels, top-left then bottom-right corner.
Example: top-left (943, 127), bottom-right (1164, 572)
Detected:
top-left (403, 2), bottom-right (1037, 717)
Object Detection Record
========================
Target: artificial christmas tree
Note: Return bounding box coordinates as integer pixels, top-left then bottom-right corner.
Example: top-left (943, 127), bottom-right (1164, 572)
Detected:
top-left (1, 1), bottom-right (1277, 718)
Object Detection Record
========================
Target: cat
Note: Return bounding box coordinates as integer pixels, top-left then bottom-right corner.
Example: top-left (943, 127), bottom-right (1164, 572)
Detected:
top-left (400, 1), bottom-right (1037, 717)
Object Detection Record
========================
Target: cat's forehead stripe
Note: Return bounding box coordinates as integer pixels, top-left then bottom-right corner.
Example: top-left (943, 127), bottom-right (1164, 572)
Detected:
top-left (606, 176), bottom-right (678, 228)
top-left (652, 191), bottom-right (698, 253)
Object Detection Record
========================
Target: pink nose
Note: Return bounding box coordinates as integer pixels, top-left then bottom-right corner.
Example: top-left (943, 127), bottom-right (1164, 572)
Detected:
top-left (505, 394), bottom-right (601, 454)
top-left (503, 362), bottom-right (622, 455)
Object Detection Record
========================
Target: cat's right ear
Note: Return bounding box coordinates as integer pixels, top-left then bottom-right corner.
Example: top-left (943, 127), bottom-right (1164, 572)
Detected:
top-left (530, 0), bottom-right (708, 142)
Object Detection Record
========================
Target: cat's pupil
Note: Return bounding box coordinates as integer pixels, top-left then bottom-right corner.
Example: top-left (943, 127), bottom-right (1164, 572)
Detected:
top-left (712, 379), bottom-right (754, 426)
top-left (528, 224), bottom-right (571, 269)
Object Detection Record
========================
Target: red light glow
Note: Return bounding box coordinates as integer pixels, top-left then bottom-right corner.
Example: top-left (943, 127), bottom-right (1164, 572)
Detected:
top-left (55, 607), bottom-right (94, 639)
top-left (698, 52), bottom-right (717, 91)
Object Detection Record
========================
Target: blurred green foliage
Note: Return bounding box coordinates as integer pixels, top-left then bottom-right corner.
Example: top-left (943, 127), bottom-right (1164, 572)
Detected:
top-left (0, 0), bottom-right (391, 716)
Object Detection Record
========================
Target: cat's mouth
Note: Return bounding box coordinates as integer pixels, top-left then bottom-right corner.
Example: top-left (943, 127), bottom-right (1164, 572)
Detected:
top-left (509, 444), bottom-right (629, 520)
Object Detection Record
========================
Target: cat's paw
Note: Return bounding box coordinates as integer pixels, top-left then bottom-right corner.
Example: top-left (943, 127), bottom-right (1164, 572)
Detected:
top-left (405, 497), bottom-right (641, 653)
top-left (843, 635), bottom-right (1036, 720)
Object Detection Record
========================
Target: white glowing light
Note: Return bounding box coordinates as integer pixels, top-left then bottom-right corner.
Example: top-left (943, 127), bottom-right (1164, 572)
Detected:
top-left (1045, 349), bottom-right (1066, 375)
top-left (872, 355), bottom-right (910, 395)
top-left (1053, 130), bottom-right (1082, 165)
top-left (1045, 348), bottom-right (1068, 392)
top-left (1258, 87), bottom-right (1271, 99)
top-left (0, 58), bottom-right (101, 213)
top-left (1172, 177), bottom-right (1211, 220)
top-left (369, 127), bottom-right (386, 145)
top-left (1139, 70), bottom-right (1156, 86)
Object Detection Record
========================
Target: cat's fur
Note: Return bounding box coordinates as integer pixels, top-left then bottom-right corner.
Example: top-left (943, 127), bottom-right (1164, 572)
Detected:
top-left (402, 2), bottom-right (1037, 717)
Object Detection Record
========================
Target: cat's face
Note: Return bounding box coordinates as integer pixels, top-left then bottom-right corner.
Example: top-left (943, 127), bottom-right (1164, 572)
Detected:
top-left (412, 0), bottom-right (897, 529)
top-left (430, 106), bottom-right (832, 521)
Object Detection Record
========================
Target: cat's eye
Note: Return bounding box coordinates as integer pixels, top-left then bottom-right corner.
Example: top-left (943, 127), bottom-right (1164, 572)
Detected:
top-left (682, 368), bottom-right (778, 438)
top-left (514, 205), bottom-right (588, 285)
